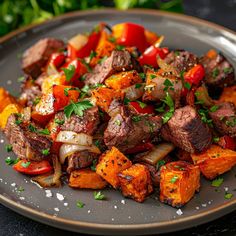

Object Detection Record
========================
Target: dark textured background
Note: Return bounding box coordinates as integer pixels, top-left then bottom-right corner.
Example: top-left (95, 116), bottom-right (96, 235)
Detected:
top-left (1, 0), bottom-right (236, 235)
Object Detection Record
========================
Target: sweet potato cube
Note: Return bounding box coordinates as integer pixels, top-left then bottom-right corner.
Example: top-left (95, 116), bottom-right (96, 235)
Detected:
top-left (118, 164), bottom-right (153, 202)
top-left (96, 147), bottom-right (132, 188)
top-left (105, 70), bottom-right (142, 90)
top-left (159, 161), bottom-right (200, 207)
top-left (0, 87), bottom-right (17, 113)
top-left (191, 144), bottom-right (236, 180)
top-left (69, 169), bottom-right (107, 189)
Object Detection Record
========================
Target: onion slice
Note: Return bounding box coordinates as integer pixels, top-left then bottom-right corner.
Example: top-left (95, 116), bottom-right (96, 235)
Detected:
top-left (157, 56), bottom-right (178, 76)
top-left (123, 83), bottom-right (145, 101)
top-left (56, 131), bottom-right (93, 146)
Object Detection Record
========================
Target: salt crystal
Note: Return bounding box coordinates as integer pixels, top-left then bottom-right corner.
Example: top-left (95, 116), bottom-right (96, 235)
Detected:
top-left (111, 218), bottom-right (114, 221)
top-left (88, 210), bottom-right (91, 213)
top-left (121, 200), bottom-right (126, 204)
top-left (114, 205), bottom-right (117, 209)
top-left (0, 139), bottom-right (4, 143)
top-left (202, 203), bottom-right (207, 207)
top-left (54, 207), bottom-right (59, 212)
top-left (19, 197), bottom-right (25, 200)
top-left (176, 209), bottom-right (183, 215)
top-left (11, 183), bottom-right (16, 187)
top-left (45, 190), bottom-right (52, 198)
top-left (224, 187), bottom-right (229, 192)
top-left (196, 206), bottom-right (200, 210)
top-left (64, 202), bottom-right (68, 206)
top-left (56, 193), bottom-right (64, 201)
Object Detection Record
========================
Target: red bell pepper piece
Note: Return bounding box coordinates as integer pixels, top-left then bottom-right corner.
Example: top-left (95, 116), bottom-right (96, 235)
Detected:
top-left (117, 23), bottom-right (148, 53)
top-left (48, 52), bottom-right (66, 68)
top-left (217, 136), bottom-right (236, 150)
top-left (139, 44), bottom-right (169, 68)
top-left (53, 85), bottom-right (80, 111)
top-left (13, 160), bottom-right (52, 175)
top-left (126, 142), bottom-right (154, 154)
top-left (184, 64), bottom-right (205, 86)
top-left (129, 101), bottom-right (155, 114)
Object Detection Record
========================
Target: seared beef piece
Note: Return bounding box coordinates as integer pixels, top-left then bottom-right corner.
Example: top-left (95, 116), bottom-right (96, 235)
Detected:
top-left (104, 106), bottom-right (162, 153)
top-left (163, 50), bottom-right (198, 74)
top-left (19, 76), bottom-right (41, 107)
top-left (67, 151), bottom-right (98, 174)
top-left (200, 52), bottom-right (235, 91)
top-left (4, 114), bottom-right (52, 161)
top-left (55, 106), bottom-right (100, 135)
top-left (161, 106), bottom-right (212, 153)
top-left (107, 99), bottom-right (123, 117)
top-left (22, 38), bottom-right (64, 78)
top-left (176, 148), bottom-right (193, 163)
top-left (209, 102), bottom-right (236, 137)
top-left (84, 50), bottom-right (142, 86)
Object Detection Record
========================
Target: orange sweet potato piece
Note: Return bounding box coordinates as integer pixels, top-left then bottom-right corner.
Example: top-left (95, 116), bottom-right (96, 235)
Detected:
top-left (0, 87), bottom-right (17, 112)
top-left (191, 144), bottom-right (236, 180)
top-left (118, 164), bottom-right (153, 202)
top-left (159, 161), bottom-right (200, 207)
top-left (219, 85), bottom-right (236, 106)
top-left (105, 70), bottom-right (142, 90)
top-left (69, 169), bottom-right (107, 189)
top-left (96, 147), bottom-right (132, 188)
top-left (91, 87), bottom-right (123, 112)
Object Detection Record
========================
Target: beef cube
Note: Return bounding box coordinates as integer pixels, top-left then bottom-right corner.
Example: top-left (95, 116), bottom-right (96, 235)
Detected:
top-left (104, 106), bottom-right (162, 153)
top-left (159, 161), bottom-right (200, 207)
top-left (209, 102), bottom-right (236, 137)
top-left (200, 50), bottom-right (235, 91)
top-left (4, 114), bottom-right (52, 161)
top-left (67, 151), bottom-right (98, 174)
top-left (22, 38), bottom-right (64, 78)
top-left (164, 50), bottom-right (198, 74)
top-left (55, 106), bottom-right (100, 135)
top-left (161, 105), bottom-right (212, 153)
top-left (85, 50), bottom-right (142, 86)
top-left (191, 144), bottom-right (236, 179)
top-left (118, 164), bottom-right (153, 202)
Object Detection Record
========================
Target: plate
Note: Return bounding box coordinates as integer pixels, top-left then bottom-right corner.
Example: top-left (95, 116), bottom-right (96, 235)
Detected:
top-left (0, 9), bottom-right (236, 235)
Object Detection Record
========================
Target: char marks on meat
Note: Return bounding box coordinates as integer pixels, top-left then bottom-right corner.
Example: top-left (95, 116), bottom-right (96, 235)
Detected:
top-left (209, 102), bottom-right (236, 137)
top-left (22, 38), bottom-right (64, 78)
top-left (200, 51), bottom-right (235, 91)
top-left (4, 114), bottom-right (52, 161)
top-left (84, 49), bottom-right (142, 86)
top-left (67, 151), bottom-right (98, 174)
top-left (55, 106), bottom-right (100, 135)
top-left (104, 106), bottom-right (162, 153)
top-left (161, 105), bottom-right (212, 153)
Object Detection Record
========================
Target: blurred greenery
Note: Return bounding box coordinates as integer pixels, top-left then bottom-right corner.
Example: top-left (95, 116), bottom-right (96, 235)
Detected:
top-left (0, 0), bottom-right (183, 37)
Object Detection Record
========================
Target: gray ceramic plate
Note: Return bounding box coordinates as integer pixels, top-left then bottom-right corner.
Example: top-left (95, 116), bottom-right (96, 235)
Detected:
top-left (0, 9), bottom-right (236, 235)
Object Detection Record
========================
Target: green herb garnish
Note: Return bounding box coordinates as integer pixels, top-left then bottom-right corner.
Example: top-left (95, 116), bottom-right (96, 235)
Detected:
top-left (224, 193), bottom-right (233, 200)
top-left (76, 201), bottom-right (85, 208)
top-left (209, 105), bottom-right (219, 112)
top-left (55, 118), bottom-right (65, 125)
top-left (135, 83), bottom-right (142, 89)
top-left (5, 144), bottom-right (12, 152)
top-left (42, 149), bottom-right (50, 156)
top-left (170, 175), bottom-right (179, 183)
top-left (62, 64), bottom-right (76, 81)
top-left (116, 45), bottom-right (125, 50)
top-left (94, 191), bottom-right (105, 200)
top-left (161, 92), bottom-right (175, 123)
top-left (17, 76), bottom-right (25, 82)
top-left (21, 161), bottom-right (31, 168)
top-left (38, 128), bottom-right (50, 135)
top-left (212, 68), bottom-right (219, 78)
top-left (90, 159), bottom-right (97, 171)
top-left (211, 177), bottom-right (223, 187)
top-left (132, 115), bottom-right (142, 122)
top-left (28, 124), bottom-right (37, 132)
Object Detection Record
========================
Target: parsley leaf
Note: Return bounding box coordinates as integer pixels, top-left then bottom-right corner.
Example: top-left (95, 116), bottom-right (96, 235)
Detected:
top-left (38, 128), bottom-right (50, 135)
top-left (62, 64), bottom-right (76, 82)
top-left (76, 201), bottom-right (85, 208)
top-left (5, 144), bottom-right (12, 152)
top-left (211, 177), bottom-right (224, 187)
top-left (18, 186), bottom-right (24, 192)
top-left (132, 115), bottom-right (142, 122)
top-left (64, 100), bottom-right (93, 118)
top-left (55, 118), bottom-right (65, 125)
top-left (5, 157), bottom-right (19, 165)
top-left (33, 97), bottom-right (41, 105)
top-left (135, 83), bottom-right (142, 89)
top-left (137, 101), bottom-right (147, 109)
top-left (213, 137), bottom-right (220, 143)
top-left (98, 56), bottom-right (108, 64)
top-left (212, 68), bottom-right (219, 78)
top-left (223, 67), bottom-right (233, 74)
top-left (150, 74), bottom-right (156, 80)
top-left (94, 191), bottom-right (105, 200)
top-left (156, 160), bottom-right (166, 170)
top-left (108, 36), bottom-right (116, 43)
top-left (90, 159), bottom-right (97, 171)
top-left (15, 119), bottom-right (23, 125)
top-left (209, 105), bottom-right (219, 112)
top-left (116, 45), bottom-right (125, 50)
top-left (42, 149), bottom-right (50, 156)
top-left (184, 82), bottom-right (191, 90)
top-left (21, 161), bottom-right (31, 168)
top-left (170, 175), bottom-right (179, 183)
top-left (139, 73), bottom-right (146, 81)
top-left (17, 76), bottom-right (25, 82)
top-left (28, 124), bottom-right (37, 133)
top-left (224, 193), bottom-right (233, 200)
top-left (89, 50), bottom-right (97, 62)
top-left (161, 92), bottom-right (175, 123)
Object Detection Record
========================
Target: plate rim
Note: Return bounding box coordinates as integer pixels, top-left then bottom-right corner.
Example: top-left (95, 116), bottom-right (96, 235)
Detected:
top-left (0, 8), bottom-right (236, 235)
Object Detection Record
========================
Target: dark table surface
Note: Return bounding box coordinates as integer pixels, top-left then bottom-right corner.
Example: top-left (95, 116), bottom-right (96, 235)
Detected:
top-left (1, 0), bottom-right (236, 235)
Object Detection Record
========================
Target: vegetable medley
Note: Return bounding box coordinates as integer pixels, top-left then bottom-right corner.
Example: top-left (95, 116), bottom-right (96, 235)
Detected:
top-left (1, 22), bottom-right (236, 207)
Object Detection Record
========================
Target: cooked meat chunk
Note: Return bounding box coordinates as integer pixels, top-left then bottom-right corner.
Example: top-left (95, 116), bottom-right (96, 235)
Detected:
top-left (209, 102), bottom-right (236, 137)
top-left (55, 106), bottom-right (100, 135)
top-left (163, 50), bottom-right (198, 74)
top-left (104, 106), bottom-right (162, 152)
top-left (67, 151), bottom-right (98, 174)
top-left (200, 51), bottom-right (235, 90)
top-left (84, 49), bottom-right (142, 86)
top-left (161, 105), bottom-right (212, 153)
top-left (4, 114), bottom-right (52, 161)
top-left (22, 38), bottom-right (64, 78)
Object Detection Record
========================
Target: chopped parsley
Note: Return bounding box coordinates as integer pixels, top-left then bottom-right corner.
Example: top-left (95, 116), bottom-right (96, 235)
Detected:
top-left (90, 159), bottom-right (97, 171)
top-left (89, 50), bottom-right (97, 62)
top-left (156, 160), bottom-right (166, 170)
top-left (42, 149), bottom-right (50, 156)
top-left (116, 45), bottom-right (125, 50)
top-left (174, 51), bottom-right (180, 56)
top-left (94, 191), bottom-right (105, 200)
top-left (28, 124), bottom-right (37, 132)
top-left (155, 103), bottom-right (166, 113)
top-left (211, 177), bottom-right (224, 187)
top-left (212, 68), bottom-right (219, 78)
top-left (124, 97), bottom-right (130, 105)
top-left (137, 101), bottom-right (147, 109)
top-left (150, 74), bottom-right (156, 80)
top-left (213, 137), bottom-right (220, 143)
top-left (139, 73), bottom-right (146, 81)
top-left (98, 56), bottom-right (108, 64)
top-left (18, 186), bottom-right (24, 192)
top-left (170, 175), bottom-right (179, 183)
top-left (132, 115), bottom-right (142, 122)
top-left (55, 118), bottom-right (65, 125)
top-left (115, 120), bottom-right (121, 126)
top-left (5, 157), bottom-right (19, 165)
top-left (135, 83), bottom-right (142, 89)
top-left (17, 76), bottom-right (25, 82)
top-left (33, 97), bottom-right (41, 105)
top-left (198, 109), bottom-right (213, 126)
top-left (184, 82), bottom-right (191, 90)
top-left (21, 161), bottom-right (31, 168)
top-left (223, 67), bottom-right (233, 74)
top-left (161, 92), bottom-right (175, 123)
top-left (15, 119), bottom-right (23, 125)
top-left (209, 105), bottom-right (219, 112)
top-left (76, 201), bottom-right (85, 208)
top-left (38, 128), bottom-right (50, 135)
top-left (108, 36), bottom-right (116, 43)
top-left (62, 64), bottom-right (76, 82)
top-left (163, 78), bottom-right (173, 88)
top-left (5, 144), bottom-right (12, 152)
top-left (224, 193), bottom-right (233, 200)
top-left (64, 100), bottom-right (93, 118)
top-left (225, 118), bottom-right (236, 127)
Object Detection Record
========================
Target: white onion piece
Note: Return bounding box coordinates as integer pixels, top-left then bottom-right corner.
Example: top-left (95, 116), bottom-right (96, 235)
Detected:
top-left (56, 131), bottom-right (93, 146)
top-left (22, 107), bottom-right (31, 122)
top-left (157, 57), bottom-right (178, 76)
top-left (68, 34), bottom-right (88, 50)
top-left (59, 144), bottom-right (100, 164)
top-left (123, 83), bottom-right (145, 101)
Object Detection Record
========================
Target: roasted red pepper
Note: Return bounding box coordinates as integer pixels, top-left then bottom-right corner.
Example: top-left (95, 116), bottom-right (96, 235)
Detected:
top-left (184, 64), bottom-right (205, 86)
top-left (139, 44), bottom-right (169, 68)
top-left (218, 136), bottom-right (236, 150)
top-left (126, 142), bottom-right (154, 154)
top-left (115, 23), bottom-right (148, 53)
top-left (48, 52), bottom-right (66, 68)
top-left (13, 160), bottom-right (52, 175)
top-left (129, 101), bottom-right (155, 114)
top-left (53, 85), bottom-right (80, 111)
